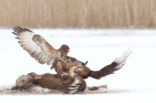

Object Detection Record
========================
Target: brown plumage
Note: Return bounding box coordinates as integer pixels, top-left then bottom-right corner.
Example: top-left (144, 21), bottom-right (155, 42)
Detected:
top-left (58, 45), bottom-right (69, 57)
top-left (31, 73), bottom-right (85, 93)
top-left (11, 72), bottom-right (86, 94)
top-left (12, 26), bottom-right (70, 76)
top-left (11, 72), bottom-right (107, 94)
top-left (53, 48), bottom-right (132, 80)
top-left (11, 74), bottom-right (34, 90)
top-left (12, 26), bottom-right (132, 81)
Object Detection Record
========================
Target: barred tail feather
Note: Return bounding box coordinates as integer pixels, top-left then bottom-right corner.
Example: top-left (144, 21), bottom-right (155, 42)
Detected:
top-left (89, 49), bottom-right (132, 79)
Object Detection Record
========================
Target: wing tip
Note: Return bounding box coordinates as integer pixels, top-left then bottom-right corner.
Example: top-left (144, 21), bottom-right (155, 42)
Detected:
top-left (114, 48), bottom-right (132, 65)
top-left (12, 26), bottom-right (32, 35)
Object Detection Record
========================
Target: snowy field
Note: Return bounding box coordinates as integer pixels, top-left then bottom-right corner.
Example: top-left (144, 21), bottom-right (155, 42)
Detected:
top-left (0, 28), bottom-right (156, 103)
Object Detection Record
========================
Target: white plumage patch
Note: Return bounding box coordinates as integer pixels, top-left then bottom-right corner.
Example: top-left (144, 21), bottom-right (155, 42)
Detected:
top-left (13, 26), bottom-right (59, 65)
top-left (67, 78), bottom-right (81, 94)
top-left (115, 49), bottom-right (132, 64)
top-left (114, 48), bottom-right (132, 69)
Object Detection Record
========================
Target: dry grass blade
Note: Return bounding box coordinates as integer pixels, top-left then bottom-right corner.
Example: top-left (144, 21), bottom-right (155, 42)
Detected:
top-left (0, 0), bottom-right (156, 28)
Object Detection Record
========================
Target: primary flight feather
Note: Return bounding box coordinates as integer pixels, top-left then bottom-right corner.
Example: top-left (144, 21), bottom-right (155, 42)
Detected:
top-left (12, 26), bottom-right (69, 66)
top-left (12, 26), bottom-right (132, 80)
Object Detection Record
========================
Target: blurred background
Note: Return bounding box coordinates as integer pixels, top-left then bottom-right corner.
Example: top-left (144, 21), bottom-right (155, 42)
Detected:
top-left (1, 0), bottom-right (156, 28)
top-left (0, 1), bottom-right (156, 103)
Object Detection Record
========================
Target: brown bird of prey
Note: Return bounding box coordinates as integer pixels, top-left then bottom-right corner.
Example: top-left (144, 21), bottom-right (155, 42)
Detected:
top-left (11, 72), bottom-right (107, 94)
top-left (12, 26), bottom-right (132, 80)
top-left (12, 26), bottom-right (71, 76)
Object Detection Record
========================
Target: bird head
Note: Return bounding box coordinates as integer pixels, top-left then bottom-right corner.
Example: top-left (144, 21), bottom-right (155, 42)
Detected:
top-left (59, 44), bottom-right (70, 56)
top-left (13, 74), bottom-right (34, 90)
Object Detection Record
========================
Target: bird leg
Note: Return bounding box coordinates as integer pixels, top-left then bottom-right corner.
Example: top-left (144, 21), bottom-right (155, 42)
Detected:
top-left (88, 84), bottom-right (107, 90)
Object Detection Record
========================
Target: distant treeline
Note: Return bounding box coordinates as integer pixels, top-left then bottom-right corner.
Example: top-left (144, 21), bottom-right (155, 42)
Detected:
top-left (0, 0), bottom-right (156, 28)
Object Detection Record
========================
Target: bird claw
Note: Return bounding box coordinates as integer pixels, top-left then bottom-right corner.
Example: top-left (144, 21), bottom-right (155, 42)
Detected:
top-left (84, 60), bottom-right (88, 65)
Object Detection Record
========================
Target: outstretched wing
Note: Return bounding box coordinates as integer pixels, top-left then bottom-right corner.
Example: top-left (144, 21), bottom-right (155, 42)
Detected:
top-left (12, 26), bottom-right (59, 65)
top-left (88, 49), bottom-right (132, 79)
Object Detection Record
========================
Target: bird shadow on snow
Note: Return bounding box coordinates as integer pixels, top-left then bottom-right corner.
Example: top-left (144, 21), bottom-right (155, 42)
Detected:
top-left (79, 89), bottom-right (131, 95)
top-left (0, 86), bottom-right (131, 95)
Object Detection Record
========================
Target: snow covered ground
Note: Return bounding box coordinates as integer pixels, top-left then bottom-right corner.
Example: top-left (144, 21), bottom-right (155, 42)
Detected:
top-left (0, 28), bottom-right (156, 103)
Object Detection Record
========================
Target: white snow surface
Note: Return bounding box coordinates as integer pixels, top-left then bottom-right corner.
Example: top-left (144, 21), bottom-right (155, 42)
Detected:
top-left (0, 28), bottom-right (156, 103)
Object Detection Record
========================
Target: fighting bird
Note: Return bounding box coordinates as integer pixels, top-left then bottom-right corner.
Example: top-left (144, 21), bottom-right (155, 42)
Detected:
top-left (12, 26), bottom-right (132, 80)
top-left (11, 72), bottom-right (107, 94)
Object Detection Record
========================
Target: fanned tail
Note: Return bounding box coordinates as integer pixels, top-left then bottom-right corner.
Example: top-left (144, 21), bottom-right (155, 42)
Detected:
top-left (89, 49), bottom-right (132, 79)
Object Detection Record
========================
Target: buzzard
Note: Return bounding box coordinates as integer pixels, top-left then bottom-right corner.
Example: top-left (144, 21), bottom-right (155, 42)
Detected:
top-left (13, 26), bottom-right (71, 76)
top-left (12, 72), bottom-right (107, 94)
top-left (12, 26), bottom-right (132, 80)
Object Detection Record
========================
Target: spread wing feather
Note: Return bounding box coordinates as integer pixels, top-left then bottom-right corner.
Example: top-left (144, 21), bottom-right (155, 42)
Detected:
top-left (12, 26), bottom-right (59, 65)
